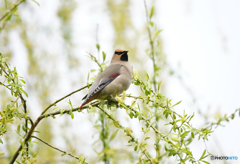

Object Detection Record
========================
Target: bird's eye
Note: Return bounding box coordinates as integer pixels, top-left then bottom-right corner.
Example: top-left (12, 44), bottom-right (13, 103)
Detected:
top-left (115, 51), bottom-right (122, 55)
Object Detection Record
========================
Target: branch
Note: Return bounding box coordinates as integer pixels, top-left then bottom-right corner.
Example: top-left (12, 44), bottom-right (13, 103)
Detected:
top-left (202, 108), bottom-right (239, 131)
top-left (31, 136), bottom-right (80, 161)
top-left (3, 62), bottom-right (29, 156)
top-left (86, 52), bottom-right (103, 72)
top-left (10, 86), bottom-right (89, 163)
top-left (39, 102), bottom-right (99, 120)
top-left (0, 0), bottom-right (25, 22)
top-left (143, 0), bottom-right (157, 92)
top-left (97, 106), bottom-right (153, 164)
top-left (41, 85), bottom-right (88, 115)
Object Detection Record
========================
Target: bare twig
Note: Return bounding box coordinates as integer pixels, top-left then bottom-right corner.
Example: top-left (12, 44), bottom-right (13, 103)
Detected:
top-left (31, 136), bottom-right (80, 160)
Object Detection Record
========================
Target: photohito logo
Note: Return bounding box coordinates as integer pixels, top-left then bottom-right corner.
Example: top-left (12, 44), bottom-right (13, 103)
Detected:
top-left (210, 155), bottom-right (238, 160)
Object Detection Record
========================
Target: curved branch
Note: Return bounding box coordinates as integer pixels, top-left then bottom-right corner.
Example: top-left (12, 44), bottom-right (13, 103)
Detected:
top-left (31, 136), bottom-right (80, 160)
top-left (10, 86), bottom-right (89, 163)
top-left (41, 85), bottom-right (88, 115)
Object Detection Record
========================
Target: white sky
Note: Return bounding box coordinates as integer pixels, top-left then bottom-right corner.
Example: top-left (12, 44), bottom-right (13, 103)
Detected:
top-left (159, 0), bottom-right (240, 162)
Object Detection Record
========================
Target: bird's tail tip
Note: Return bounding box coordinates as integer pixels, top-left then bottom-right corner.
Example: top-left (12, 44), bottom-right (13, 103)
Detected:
top-left (79, 105), bottom-right (83, 110)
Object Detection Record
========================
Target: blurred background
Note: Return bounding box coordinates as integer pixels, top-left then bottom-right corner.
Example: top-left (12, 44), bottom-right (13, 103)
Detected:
top-left (0, 0), bottom-right (240, 163)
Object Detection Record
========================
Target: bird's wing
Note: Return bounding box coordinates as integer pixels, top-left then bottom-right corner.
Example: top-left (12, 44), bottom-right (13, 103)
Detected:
top-left (81, 64), bottom-right (122, 104)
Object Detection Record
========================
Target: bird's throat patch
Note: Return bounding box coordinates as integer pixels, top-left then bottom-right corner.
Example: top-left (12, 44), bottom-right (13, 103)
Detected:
top-left (120, 53), bottom-right (128, 61)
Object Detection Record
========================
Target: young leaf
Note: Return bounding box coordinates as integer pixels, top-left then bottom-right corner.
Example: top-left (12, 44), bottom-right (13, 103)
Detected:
top-left (201, 160), bottom-right (210, 164)
top-left (110, 130), bottom-right (118, 141)
top-left (102, 51), bottom-right (106, 62)
top-left (149, 6), bottom-right (154, 19)
top-left (32, 0), bottom-right (40, 6)
top-left (96, 44), bottom-right (100, 51)
top-left (71, 112), bottom-right (74, 119)
top-left (153, 30), bottom-right (163, 40)
top-left (172, 100), bottom-right (182, 107)
top-left (191, 132), bottom-right (195, 139)
top-left (199, 149), bottom-right (206, 160)
top-left (180, 131), bottom-right (190, 140)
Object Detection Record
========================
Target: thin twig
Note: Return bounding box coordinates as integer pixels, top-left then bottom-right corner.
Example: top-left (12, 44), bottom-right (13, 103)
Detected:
top-left (143, 1), bottom-right (159, 161)
top-left (97, 106), bottom-right (153, 164)
top-left (39, 102), bottom-right (99, 120)
top-left (86, 52), bottom-right (103, 72)
top-left (41, 85), bottom-right (88, 115)
top-left (0, 0), bottom-right (25, 22)
top-left (31, 136), bottom-right (80, 160)
top-left (143, 0), bottom-right (157, 92)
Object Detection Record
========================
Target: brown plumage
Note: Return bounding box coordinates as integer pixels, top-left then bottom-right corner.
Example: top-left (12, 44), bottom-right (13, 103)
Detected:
top-left (79, 49), bottom-right (132, 109)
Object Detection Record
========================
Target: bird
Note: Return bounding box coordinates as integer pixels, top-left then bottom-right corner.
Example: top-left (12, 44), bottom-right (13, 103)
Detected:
top-left (79, 49), bottom-right (132, 110)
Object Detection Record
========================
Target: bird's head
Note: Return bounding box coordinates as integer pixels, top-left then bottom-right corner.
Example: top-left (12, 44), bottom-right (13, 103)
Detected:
top-left (111, 49), bottom-right (129, 62)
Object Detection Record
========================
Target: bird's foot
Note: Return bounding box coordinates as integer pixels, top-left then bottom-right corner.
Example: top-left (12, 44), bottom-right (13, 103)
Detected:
top-left (110, 95), bottom-right (119, 107)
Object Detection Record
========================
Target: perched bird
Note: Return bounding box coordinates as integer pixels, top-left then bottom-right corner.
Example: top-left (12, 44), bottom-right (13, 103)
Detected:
top-left (79, 49), bottom-right (132, 110)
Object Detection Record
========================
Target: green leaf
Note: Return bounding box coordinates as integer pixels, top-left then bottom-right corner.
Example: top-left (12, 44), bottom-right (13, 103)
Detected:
top-left (32, 141), bottom-right (40, 145)
top-left (149, 21), bottom-right (154, 27)
top-left (168, 150), bottom-right (176, 156)
top-left (31, 0), bottom-right (40, 6)
top-left (134, 145), bottom-right (138, 151)
top-left (149, 6), bottom-right (154, 19)
top-left (157, 80), bottom-right (162, 91)
top-left (199, 149), bottom-right (206, 160)
top-left (144, 72), bottom-right (149, 80)
top-left (96, 44), bottom-right (100, 51)
top-left (71, 112), bottom-right (74, 119)
top-left (201, 160), bottom-right (210, 164)
top-left (172, 100), bottom-right (182, 107)
top-left (191, 132), bottom-right (195, 138)
top-left (20, 79), bottom-right (25, 84)
top-left (20, 88), bottom-right (28, 97)
top-left (110, 130), bottom-right (118, 141)
top-left (113, 121), bottom-right (120, 128)
top-left (173, 113), bottom-right (176, 119)
top-left (102, 51), bottom-right (106, 62)
top-left (181, 148), bottom-right (192, 155)
top-left (129, 112), bottom-right (134, 119)
top-left (153, 30), bottom-right (162, 39)
top-left (61, 153), bottom-right (67, 156)
top-left (17, 124), bottom-right (21, 133)
top-left (180, 131), bottom-right (190, 140)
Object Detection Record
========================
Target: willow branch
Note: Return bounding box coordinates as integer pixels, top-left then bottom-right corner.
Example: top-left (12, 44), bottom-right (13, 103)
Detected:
top-left (10, 86), bottom-right (89, 163)
top-left (41, 85), bottom-right (88, 115)
top-left (143, 0), bottom-right (157, 92)
top-left (97, 106), bottom-right (153, 164)
top-left (0, 0), bottom-right (25, 22)
top-left (31, 136), bottom-right (80, 160)
top-left (86, 52), bottom-right (103, 72)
